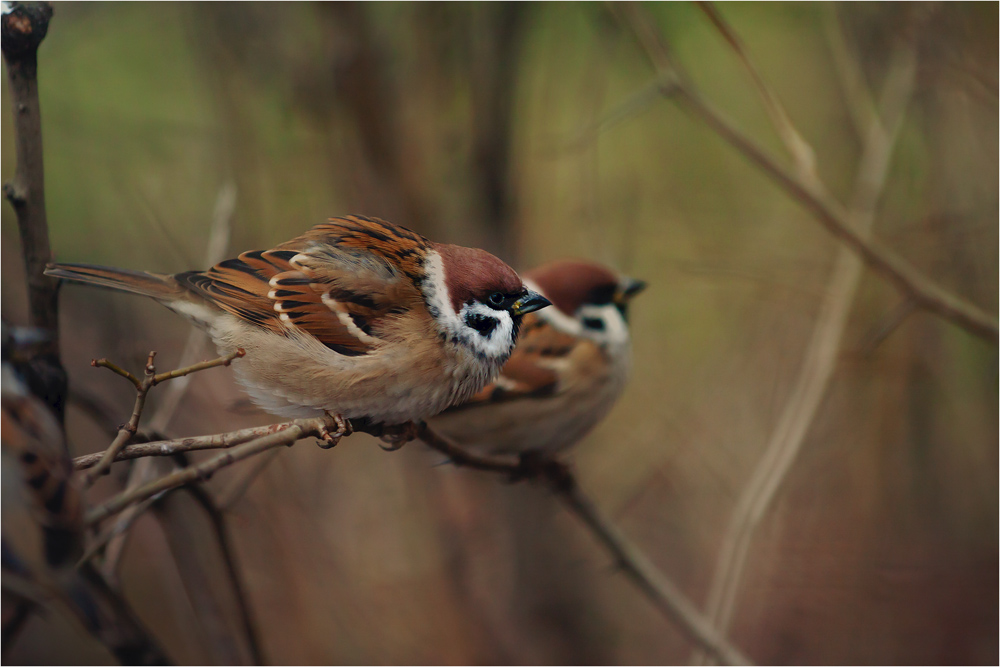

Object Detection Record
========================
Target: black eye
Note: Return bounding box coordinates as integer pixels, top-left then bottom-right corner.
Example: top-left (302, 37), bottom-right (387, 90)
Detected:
top-left (488, 292), bottom-right (505, 308)
top-left (582, 317), bottom-right (605, 331)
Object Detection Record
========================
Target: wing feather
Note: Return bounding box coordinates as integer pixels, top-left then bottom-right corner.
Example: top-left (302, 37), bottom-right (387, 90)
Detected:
top-left (175, 216), bottom-right (429, 355)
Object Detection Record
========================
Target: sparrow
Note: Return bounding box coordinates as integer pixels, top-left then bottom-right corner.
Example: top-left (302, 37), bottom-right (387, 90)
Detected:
top-left (45, 216), bottom-right (550, 426)
top-left (428, 259), bottom-right (646, 455)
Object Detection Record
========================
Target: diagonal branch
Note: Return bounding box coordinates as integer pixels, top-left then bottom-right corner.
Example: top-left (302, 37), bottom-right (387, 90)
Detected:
top-left (416, 424), bottom-right (753, 666)
top-left (83, 414), bottom-right (343, 527)
top-left (73, 420), bottom-right (330, 470)
top-left (695, 1), bottom-right (818, 186)
top-left (612, 2), bottom-right (997, 344)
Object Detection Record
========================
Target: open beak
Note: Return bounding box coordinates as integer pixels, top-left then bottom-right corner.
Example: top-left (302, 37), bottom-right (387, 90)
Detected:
top-left (510, 289), bottom-right (551, 316)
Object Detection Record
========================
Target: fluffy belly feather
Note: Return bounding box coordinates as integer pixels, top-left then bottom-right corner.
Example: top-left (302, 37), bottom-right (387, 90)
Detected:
top-left (204, 314), bottom-right (498, 424)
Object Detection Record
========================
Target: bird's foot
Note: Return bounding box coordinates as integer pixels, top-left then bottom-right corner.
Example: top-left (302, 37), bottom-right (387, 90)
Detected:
top-left (377, 421), bottom-right (420, 451)
top-left (317, 413), bottom-right (352, 449)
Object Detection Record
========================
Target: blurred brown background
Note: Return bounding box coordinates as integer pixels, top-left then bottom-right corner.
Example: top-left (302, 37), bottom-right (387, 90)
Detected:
top-left (2, 2), bottom-right (997, 664)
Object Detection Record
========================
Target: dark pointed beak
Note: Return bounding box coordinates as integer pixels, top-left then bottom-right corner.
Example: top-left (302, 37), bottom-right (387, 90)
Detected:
top-left (510, 289), bottom-right (551, 316)
top-left (616, 278), bottom-right (647, 304)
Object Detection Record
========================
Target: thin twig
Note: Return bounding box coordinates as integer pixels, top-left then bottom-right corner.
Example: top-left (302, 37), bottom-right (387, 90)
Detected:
top-left (145, 180), bottom-right (234, 435)
top-left (613, 3), bottom-right (998, 344)
top-left (90, 358), bottom-right (141, 389)
top-left (695, 1), bottom-right (818, 185)
top-left (214, 448), bottom-right (282, 510)
top-left (856, 298), bottom-right (917, 355)
top-left (170, 485), bottom-right (265, 665)
top-left (78, 494), bottom-right (158, 570)
top-left (82, 352), bottom-right (157, 485)
top-left (84, 414), bottom-right (341, 527)
top-left (99, 184), bottom-right (236, 578)
top-left (82, 349), bottom-right (246, 483)
top-left (555, 471), bottom-right (752, 666)
top-left (821, 4), bottom-right (878, 140)
top-left (151, 348), bottom-right (244, 385)
top-left (74, 420), bottom-right (321, 470)
top-left (692, 22), bottom-right (920, 667)
top-left (416, 425), bottom-right (752, 665)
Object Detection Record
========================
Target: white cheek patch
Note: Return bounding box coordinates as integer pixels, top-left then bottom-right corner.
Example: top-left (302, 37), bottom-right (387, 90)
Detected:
top-left (576, 303), bottom-right (630, 350)
top-left (458, 301), bottom-right (515, 361)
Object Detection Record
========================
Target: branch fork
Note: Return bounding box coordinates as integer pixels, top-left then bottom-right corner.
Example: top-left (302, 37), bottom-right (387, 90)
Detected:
top-left (81, 348), bottom-right (245, 485)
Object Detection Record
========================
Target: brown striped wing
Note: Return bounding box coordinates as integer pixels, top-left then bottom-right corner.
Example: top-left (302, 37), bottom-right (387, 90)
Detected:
top-left (176, 216), bottom-right (431, 356)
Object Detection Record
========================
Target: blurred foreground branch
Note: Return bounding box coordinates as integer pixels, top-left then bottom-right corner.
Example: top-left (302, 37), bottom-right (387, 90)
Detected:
top-left (2, 1), bottom-right (67, 420)
top-left (2, 1), bottom-right (57, 336)
top-left (611, 2), bottom-right (998, 344)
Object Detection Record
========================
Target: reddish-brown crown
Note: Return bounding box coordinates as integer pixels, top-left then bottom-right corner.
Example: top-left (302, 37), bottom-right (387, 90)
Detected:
top-left (433, 243), bottom-right (524, 312)
top-left (525, 260), bottom-right (620, 315)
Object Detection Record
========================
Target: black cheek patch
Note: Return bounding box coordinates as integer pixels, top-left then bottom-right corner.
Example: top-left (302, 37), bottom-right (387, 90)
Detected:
top-left (582, 317), bottom-right (605, 331)
top-left (465, 312), bottom-right (499, 337)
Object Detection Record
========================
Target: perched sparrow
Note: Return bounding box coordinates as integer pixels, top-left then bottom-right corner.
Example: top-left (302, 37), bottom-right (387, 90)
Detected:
top-left (45, 216), bottom-right (550, 426)
top-left (429, 259), bottom-right (645, 455)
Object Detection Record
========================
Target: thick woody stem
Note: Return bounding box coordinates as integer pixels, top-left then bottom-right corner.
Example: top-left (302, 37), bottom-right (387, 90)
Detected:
top-left (3, 2), bottom-right (67, 422)
top-left (2, 2), bottom-right (58, 338)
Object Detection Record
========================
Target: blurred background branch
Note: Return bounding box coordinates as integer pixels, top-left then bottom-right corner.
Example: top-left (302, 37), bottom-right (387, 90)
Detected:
top-left (693, 9), bottom-right (921, 664)
top-left (617, 1), bottom-right (998, 344)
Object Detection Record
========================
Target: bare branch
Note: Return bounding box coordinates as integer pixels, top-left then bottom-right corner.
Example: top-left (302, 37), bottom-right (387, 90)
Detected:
top-left (695, 1), bottom-right (818, 185)
top-left (614, 2), bottom-right (998, 343)
top-left (151, 348), bottom-right (244, 385)
top-left (74, 420), bottom-right (323, 470)
top-left (91, 358), bottom-right (141, 389)
top-left (214, 448), bottom-right (281, 510)
top-left (693, 26), bottom-right (920, 667)
top-left (2, 2), bottom-right (59, 340)
top-left (84, 414), bottom-right (343, 527)
top-left (81, 349), bottom-right (247, 484)
top-left (145, 181), bottom-right (235, 435)
top-left (82, 354), bottom-right (157, 485)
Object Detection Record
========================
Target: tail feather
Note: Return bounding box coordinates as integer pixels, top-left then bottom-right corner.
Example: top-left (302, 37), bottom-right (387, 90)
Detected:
top-left (45, 263), bottom-right (182, 300)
